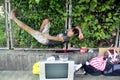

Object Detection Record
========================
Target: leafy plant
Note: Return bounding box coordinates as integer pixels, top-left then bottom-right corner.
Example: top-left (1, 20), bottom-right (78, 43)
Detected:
top-left (11, 0), bottom-right (66, 48)
top-left (72, 0), bottom-right (120, 47)
top-left (0, 3), bottom-right (6, 47)
top-left (11, 0), bottom-right (120, 48)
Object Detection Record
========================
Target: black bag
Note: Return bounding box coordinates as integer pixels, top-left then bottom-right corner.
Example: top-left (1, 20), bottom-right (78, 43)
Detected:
top-left (83, 64), bottom-right (102, 76)
top-left (103, 63), bottom-right (120, 76)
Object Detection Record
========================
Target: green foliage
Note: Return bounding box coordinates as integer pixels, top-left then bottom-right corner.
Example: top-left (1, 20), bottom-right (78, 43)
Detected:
top-left (0, 1), bottom-right (6, 47)
top-left (72, 0), bottom-right (120, 47)
top-left (0, 28), bottom-right (6, 47)
top-left (11, 0), bottom-right (120, 48)
top-left (12, 0), bottom-right (66, 48)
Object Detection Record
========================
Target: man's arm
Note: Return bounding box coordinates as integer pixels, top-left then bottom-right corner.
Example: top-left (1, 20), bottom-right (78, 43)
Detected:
top-left (76, 26), bottom-right (84, 40)
top-left (42, 34), bottom-right (64, 42)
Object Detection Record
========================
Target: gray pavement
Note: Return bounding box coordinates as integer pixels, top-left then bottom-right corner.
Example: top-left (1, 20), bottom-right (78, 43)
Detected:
top-left (0, 71), bottom-right (120, 80)
top-left (0, 50), bottom-right (120, 80)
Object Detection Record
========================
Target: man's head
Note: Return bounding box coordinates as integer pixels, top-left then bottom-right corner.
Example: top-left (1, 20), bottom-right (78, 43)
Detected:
top-left (67, 26), bottom-right (79, 37)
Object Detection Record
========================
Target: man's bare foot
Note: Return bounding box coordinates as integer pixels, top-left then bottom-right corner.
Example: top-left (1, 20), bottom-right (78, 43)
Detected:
top-left (10, 9), bottom-right (16, 20)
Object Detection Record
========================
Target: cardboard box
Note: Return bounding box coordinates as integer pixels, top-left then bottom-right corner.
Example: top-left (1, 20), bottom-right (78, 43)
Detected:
top-left (99, 48), bottom-right (120, 56)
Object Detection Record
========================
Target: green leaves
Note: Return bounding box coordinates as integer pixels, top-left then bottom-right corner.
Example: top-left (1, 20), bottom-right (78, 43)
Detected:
top-left (72, 0), bottom-right (119, 48)
top-left (12, 0), bottom-right (66, 48)
top-left (11, 0), bottom-right (120, 48)
top-left (0, 13), bottom-right (6, 47)
top-left (90, 0), bottom-right (97, 11)
top-left (35, 0), bottom-right (40, 4)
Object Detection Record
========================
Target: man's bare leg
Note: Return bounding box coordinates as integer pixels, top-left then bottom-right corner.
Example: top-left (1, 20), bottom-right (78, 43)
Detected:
top-left (39, 19), bottom-right (49, 32)
top-left (11, 10), bottom-right (37, 34)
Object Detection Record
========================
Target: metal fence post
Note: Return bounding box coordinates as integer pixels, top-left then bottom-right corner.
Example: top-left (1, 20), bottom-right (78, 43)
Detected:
top-left (8, 0), bottom-right (14, 49)
top-left (4, 0), bottom-right (10, 49)
top-left (4, 0), bottom-right (13, 49)
top-left (67, 0), bottom-right (73, 49)
top-left (118, 24), bottom-right (120, 48)
top-left (115, 24), bottom-right (120, 47)
top-left (63, 0), bottom-right (69, 50)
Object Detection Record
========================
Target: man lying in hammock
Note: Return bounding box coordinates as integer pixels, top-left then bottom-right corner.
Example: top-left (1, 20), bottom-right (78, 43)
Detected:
top-left (11, 10), bottom-right (84, 45)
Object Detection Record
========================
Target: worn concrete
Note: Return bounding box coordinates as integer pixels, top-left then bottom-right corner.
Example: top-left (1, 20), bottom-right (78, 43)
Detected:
top-left (0, 50), bottom-right (120, 80)
top-left (0, 50), bottom-right (97, 70)
top-left (0, 71), bottom-right (120, 80)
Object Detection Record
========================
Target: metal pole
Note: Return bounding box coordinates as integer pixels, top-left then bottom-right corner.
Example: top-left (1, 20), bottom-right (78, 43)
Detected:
top-left (8, 0), bottom-right (14, 49)
top-left (65, 0), bottom-right (68, 29)
top-left (68, 0), bottom-right (72, 29)
top-left (5, 0), bottom-right (10, 49)
top-left (68, 0), bottom-right (72, 49)
top-left (5, 0), bottom-right (13, 49)
top-left (63, 0), bottom-right (69, 50)
top-left (118, 24), bottom-right (120, 48)
top-left (115, 24), bottom-right (119, 47)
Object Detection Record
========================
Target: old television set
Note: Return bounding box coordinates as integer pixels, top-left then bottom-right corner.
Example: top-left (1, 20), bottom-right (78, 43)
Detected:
top-left (39, 61), bottom-right (74, 80)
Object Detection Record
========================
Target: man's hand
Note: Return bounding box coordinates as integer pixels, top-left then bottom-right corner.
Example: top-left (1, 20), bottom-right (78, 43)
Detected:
top-left (79, 33), bottom-right (84, 40)
top-left (76, 26), bottom-right (84, 40)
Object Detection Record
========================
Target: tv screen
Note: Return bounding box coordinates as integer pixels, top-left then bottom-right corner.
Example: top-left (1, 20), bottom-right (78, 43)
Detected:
top-left (39, 61), bottom-right (74, 80)
top-left (45, 63), bottom-right (68, 79)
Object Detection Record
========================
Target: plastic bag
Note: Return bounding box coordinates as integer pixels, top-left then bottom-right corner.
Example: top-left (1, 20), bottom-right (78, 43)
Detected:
top-left (32, 62), bottom-right (40, 75)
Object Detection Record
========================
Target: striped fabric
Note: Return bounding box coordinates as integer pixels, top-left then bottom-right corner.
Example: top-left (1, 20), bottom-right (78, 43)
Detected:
top-left (89, 56), bottom-right (107, 71)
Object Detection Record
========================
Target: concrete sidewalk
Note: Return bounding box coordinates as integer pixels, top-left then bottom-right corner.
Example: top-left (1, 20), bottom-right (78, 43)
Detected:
top-left (0, 71), bottom-right (120, 80)
top-left (0, 50), bottom-right (120, 80)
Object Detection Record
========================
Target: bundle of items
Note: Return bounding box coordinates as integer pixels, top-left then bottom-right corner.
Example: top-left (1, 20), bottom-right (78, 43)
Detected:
top-left (80, 49), bottom-right (120, 76)
top-left (103, 49), bottom-right (120, 76)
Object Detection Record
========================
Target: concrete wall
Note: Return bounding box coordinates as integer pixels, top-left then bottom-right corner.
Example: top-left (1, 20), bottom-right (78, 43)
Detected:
top-left (0, 50), bottom-right (98, 71)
